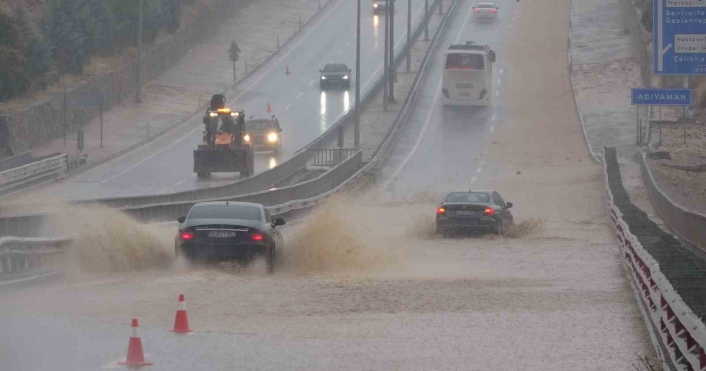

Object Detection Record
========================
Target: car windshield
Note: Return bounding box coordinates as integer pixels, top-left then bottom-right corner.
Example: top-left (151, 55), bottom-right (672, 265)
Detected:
top-left (188, 205), bottom-right (261, 221)
top-left (323, 64), bottom-right (348, 73)
top-left (478, 3), bottom-right (494, 8)
top-left (446, 53), bottom-right (485, 70)
top-left (445, 192), bottom-right (491, 203)
top-left (246, 120), bottom-right (276, 131)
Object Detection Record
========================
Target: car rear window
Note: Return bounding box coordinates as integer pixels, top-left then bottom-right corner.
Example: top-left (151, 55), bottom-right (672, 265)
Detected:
top-left (446, 53), bottom-right (485, 70)
top-left (188, 205), bottom-right (261, 221)
top-left (246, 120), bottom-right (275, 131)
top-left (323, 64), bottom-right (348, 73)
top-left (445, 192), bottom-right (490, 203)
top-left (478, 3), bottom-right (494, 8)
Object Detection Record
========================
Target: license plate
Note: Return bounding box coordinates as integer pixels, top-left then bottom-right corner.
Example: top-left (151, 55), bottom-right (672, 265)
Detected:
top-left (459, 92), bottom-right (471, 97)
top-left (456, 210), bottom-right (474, 216)
top-left (207, 231), bottom-right (237, 238)
top-left (456, 83), bottom-right (473, 89)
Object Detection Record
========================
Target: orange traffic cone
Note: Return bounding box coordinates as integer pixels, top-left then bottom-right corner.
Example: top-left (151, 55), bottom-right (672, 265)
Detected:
top-left (118, 318), bottom-right (153, 367)
top-left (171, 294), bottom-right (192, 333)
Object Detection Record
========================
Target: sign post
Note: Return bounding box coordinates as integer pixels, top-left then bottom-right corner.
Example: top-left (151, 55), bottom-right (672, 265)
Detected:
top-left (229, 41), bottom-right (241, 81)
top-left (631, 88), bottom-right (692, 145)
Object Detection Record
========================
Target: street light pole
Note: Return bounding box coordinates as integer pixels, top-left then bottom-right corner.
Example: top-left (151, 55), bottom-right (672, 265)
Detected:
top-left (424, 0), bottom-right (429, 41)
top-left (355, 0), bottom-right (361, 149)
top-left (389, 0), bottom-right (395, 102)
top-left (406, 0), bottom-right (411, 73)
top-left (383, 4), bottom-right (389, 112)
top-left (136, 0), bottom-right (143, 103)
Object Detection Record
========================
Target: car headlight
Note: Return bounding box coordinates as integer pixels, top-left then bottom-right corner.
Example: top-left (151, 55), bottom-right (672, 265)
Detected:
top-left (209, 112), bottom-right (218, 117)
top-left (231, 111), bottom-right (239, 117)
top-left (374, 3), bottom-right (378, 7)
top-left (243, 134), bottom-right (251, 142)
top-left (343, 75), bottom-right (349, 80)
top-left (321, 76), bottom-right (326, 80)
top-left (267, 132), bottom-right (278, 142)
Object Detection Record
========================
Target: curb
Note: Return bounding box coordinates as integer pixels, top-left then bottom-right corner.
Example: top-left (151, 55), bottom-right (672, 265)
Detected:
top-left (55, 0), bottom-right (336, 183)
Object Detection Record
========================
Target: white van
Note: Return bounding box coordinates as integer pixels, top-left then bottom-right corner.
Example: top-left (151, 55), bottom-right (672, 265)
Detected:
top-left (441, 42), bottom-right (496, 107)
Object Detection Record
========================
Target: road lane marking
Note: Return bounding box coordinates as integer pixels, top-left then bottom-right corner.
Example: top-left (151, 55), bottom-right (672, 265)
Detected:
top-left (297, 92), bottom-right (304, 98)
top-left (500, 68), bottom-right (504, 74)
top-left (285, 104), bottom-right (291, 110)
top-left (497, 79), bottom-right (501, 85)
top-left (382, 80), bottom-right (444, 190)
top-left (337, 51), bottom-right (342, 55)
top-left (490, 126), bottom-right (494, 133)
top-left (454, 0), bottom-right (479, 43)
top-left (491, 114), bottom-right (496, 121)
top-left (496, 91), bottom-right (500, 97)
top-left (476, 167), bottom-right (482, 173)
top-left (309, 80), bottom-right (315, 86)
top-left (471, 177), bottom-right (477, 184)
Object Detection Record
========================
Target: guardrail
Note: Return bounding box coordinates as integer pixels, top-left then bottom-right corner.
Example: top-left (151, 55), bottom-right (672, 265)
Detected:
top-left (309, 148), bottom-right (358, 167)
top-left (604, 147), bottom-right (706, 371)
top-left (639, 151), bottom-right (706, 257)
top-left (0, 153), bottom-right (69, 195)
top-left (117, 150), bottom-right (363, 222)
top-left (0, 236), bottom-right (70, 280)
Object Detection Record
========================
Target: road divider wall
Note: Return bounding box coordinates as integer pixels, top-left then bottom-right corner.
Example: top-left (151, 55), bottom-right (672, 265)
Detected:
top-left (604, 147), bottom-right (706, 371)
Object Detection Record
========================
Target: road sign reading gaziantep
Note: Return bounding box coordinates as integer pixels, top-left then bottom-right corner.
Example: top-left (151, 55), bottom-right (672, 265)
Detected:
top-left (631, 88), bottom-right (692, 105)
top-left (654, 0), bottom-right (706, 75)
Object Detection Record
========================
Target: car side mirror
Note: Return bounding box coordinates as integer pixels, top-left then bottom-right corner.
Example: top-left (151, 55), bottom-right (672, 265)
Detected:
top-left (472, 6), bottom-right (476, 9)
top-left (506, 202), bottom-right (513, 209)
top-left (275, 218), bottom-right (286, 226)
top-left (496, 6), bottom-right (500, 9)
top-left (178, 216), bottom-right (186, 223)
top-left (348, 69), bottom-right (352, 73)
top-left (319, 69), bottom-right (323, 73)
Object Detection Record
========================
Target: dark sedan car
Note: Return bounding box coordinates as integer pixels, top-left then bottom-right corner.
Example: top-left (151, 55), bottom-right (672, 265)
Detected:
top-left (243, 116), bottom-right (282, 154)
top-left (436, 190), bottom-right (514, 235)
top-left (319, 63), bottom-right (352, 89)
top-left (175, 201), bottom-right (285, 274)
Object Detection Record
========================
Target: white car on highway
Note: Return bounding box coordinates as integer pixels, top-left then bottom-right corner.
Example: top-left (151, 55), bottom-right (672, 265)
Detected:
top-left (473, 3), bottom-right (499, 20)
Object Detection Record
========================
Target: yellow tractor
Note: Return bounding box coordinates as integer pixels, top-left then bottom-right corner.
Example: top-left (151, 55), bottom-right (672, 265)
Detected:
top-left (194, 95), bottom-right (254, 179)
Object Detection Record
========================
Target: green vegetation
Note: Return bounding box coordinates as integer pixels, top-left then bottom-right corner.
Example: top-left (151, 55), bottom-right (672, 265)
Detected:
top-left (0, 0), bottom-right (183, 102)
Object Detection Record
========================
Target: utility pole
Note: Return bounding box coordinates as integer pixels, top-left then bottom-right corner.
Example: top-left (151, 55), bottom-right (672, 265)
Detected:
top-left (383, 4), bottom-right (389, 112)
top-left (406, 0), bottom-right (411, 73)
top-left (388, 0), bottom-right (395, 103)
top-left (355, 0), bottom-right (361, 149)
top-left (424, 0), bottom-right (429, 41)
top-left (135, 0), bottom-right (143, 103)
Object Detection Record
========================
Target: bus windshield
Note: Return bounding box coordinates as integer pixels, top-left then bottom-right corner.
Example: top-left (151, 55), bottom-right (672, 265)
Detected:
top-left (446, 53), bottom-right (485, 70)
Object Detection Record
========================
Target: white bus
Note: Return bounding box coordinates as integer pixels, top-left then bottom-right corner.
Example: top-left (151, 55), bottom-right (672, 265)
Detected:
top-left (441, 42), bottom-right (496, 107)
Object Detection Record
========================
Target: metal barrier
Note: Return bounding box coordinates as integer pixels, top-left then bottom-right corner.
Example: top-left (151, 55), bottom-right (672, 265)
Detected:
top-left (0, 153), bottom-right (68, 194)
top-left (639, 151), bottom-right (706, 256)
top-left (117, 150), bottom-right (363, 222)
top-left (309, 148), bottom-right (358, 167)
top-left (605, 147), bottom-right (706, 371)
top-left (0, 236), bottom-right (70, 279)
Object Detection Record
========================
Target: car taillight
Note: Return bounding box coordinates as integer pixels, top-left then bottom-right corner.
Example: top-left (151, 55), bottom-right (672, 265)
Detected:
top-left (250, 234), bottom-right (264, 241)
top-left (474, 8), bottom-right (480, 12)
top-left (490, 8), bottom-right (496, 13)
top-left (484, 208), bottom-right (495, 216)
top-left (180, 232), bottom-right (194, 240)
top-left (437, 207), bottom-right (446, 216)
